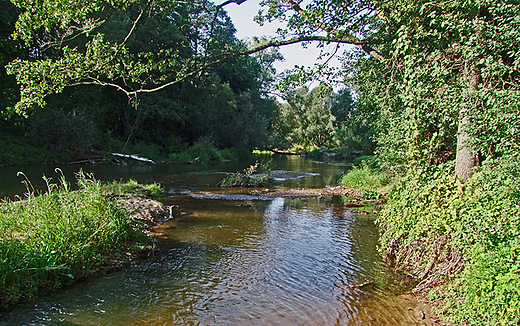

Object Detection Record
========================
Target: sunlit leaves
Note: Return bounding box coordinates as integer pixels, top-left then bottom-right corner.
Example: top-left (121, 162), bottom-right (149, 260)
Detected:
top-left (273, 83), bottom-right (336, 148)
top-left (11, 0), bottom-right (132, 44)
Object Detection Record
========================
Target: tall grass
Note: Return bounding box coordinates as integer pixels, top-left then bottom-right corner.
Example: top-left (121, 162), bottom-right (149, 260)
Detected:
top-left (339, 160), bottom-right (390, 197)
top-left (0, 170), bottom-right (150, 305)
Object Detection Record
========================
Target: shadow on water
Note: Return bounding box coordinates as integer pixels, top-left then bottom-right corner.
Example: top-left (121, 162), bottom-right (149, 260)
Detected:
top-left (1, 155), bottom-right (422, 325)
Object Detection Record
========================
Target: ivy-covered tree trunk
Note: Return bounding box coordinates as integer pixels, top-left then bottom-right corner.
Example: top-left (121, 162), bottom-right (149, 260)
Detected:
top-left (455, 64), bottom-right (480, 181)
top-left (455, 109), bottom-right (475, 181)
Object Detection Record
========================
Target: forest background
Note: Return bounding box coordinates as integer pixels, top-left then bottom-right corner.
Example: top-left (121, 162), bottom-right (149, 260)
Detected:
top-left (1, 0), bottom-right (519, 324)
top-left (0, 0), bottom-right (366, 165)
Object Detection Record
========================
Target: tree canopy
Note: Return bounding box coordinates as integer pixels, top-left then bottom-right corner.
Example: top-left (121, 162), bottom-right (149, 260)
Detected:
top-left (4, 0), bottom-right (519, 170)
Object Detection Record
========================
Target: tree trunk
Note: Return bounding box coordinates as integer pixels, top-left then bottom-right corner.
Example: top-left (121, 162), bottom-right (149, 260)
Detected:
top-left (454, 63), bottom-right (479, 181)
top-left (454, 109), bottom-right (475, 181)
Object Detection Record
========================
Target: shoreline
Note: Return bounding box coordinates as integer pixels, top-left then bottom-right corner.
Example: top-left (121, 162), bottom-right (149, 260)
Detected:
top-left (2, 188), bottom-right (456, 325)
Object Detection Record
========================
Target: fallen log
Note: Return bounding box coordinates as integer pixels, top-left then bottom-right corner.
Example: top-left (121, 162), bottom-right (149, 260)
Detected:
top-left (112, 153), bottom-right (156, 164)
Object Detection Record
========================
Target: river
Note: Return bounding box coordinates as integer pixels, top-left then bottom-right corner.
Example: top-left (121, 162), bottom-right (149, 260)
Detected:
top-left (0, 155), bottom-right (423, 325)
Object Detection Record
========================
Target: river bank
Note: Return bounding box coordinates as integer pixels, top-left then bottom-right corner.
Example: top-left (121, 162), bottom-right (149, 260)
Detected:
top-left (1, 155), bottom-right (464, 325)
top-left (1, 183), bottom-right (457, 325)
top-left (0, 175), bottom-right (171, 308)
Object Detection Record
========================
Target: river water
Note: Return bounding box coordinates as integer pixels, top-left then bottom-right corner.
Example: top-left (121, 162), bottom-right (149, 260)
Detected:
top-left (0, 155), bottom-right (419, 325)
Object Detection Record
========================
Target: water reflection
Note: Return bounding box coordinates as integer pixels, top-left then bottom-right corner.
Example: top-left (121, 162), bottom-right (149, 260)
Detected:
top-left (2, 193), bottom-right (417, 325)
top-left (0, 154), bottom-right (350, 198)
top-left (0, 155), bottom-right (420, 325)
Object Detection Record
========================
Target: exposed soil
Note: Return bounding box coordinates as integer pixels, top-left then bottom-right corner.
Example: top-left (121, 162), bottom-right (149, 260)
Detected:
top-left (397, 293), bottom-right (461, 325)
top-left (118, 195), bottom-right (180, 233)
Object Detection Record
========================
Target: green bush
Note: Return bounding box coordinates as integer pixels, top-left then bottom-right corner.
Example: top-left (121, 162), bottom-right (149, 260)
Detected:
top-left (378, 156), bottom-right (520, 325)
top-left (353, 155), bottom-right (376, 166)
top-left (448, 157), bottom-right (520, 325)
top-left (28, 110), bottom-right (100, 156)
top-left (144, 183), bottom-right (164, 199)
top-left (362, 190), bottom-right (380, 200)
top-left (169, 138), bottom-right (241, 164)
top-left (339, 160), bottom-right (389, 191)
top-left (0, 132), bottom-right (61, 165)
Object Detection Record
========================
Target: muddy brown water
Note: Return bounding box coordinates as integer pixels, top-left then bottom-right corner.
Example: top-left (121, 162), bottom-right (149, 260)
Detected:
top-left (0, 155), bottom-right (424, 325)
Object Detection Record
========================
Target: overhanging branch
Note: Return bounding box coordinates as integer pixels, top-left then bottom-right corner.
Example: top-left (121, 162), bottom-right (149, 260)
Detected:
top-left (129, 35), bottom-right (371, 95)
top-left (283, 0), bottom-right (385, 61)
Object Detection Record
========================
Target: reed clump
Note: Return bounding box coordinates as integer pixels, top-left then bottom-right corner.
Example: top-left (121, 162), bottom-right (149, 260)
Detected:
top-left (0, 170), bottom-right (150, 305)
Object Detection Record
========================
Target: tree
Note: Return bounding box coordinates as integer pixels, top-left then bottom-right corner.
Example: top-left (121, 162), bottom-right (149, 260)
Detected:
top-left (330, 87), bottom-right (375, 153)
top-left (1, 0), bottom-right (282, 159)
top-left (5, 0), bottom-right (519, 176)
top-left (259, 0), bottom-right (520, 180)
top-left (272, 83), bottom-right (336, 149)
top-left (0, 0), bottom-right (25, 117)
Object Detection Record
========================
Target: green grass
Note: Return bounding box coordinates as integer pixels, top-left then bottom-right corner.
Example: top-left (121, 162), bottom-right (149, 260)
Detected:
top-left (339, 160), bottom-right (390, 194)
top-left (0, 170), bottom-right (151, 305)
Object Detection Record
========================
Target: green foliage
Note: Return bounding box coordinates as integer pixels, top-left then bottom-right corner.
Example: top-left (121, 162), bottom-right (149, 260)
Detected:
top-left (102, 179), bottom-right (139, 195)
top-left (339, 160), bottom-right (389, 192)
top-left (331, 88), bottom-right (376, 154)
top-left (272, 83), bottom-right (337, 150)
top-left (0, 0), bottom-right (25, 118)
top-left (377, 163), bottom-right (462, 247)
top-left (0, 128), bottom-right (62, 165)
top-left (447, 157), bottom-right (520, 325)
top-left (362, 190), bottom-right (380, 200)
top-left (168, 137), bottom-right (241, 164)
top-left (143, 183), bottom-right (164, 199)
top-left (219, 160), bottom-right (274, 187)
top-left (378, 156), bottom-right (520, 324)
top-left (353, 155), bottom-right (375, 166)
top-left (0, 0), bottom-right (279, 164)
top-left (0, 170), bottom-right (150, 305)
top-left (307, 148), bottom-right (345, 161)
top-left (28, 109), bottom-right (100, 156)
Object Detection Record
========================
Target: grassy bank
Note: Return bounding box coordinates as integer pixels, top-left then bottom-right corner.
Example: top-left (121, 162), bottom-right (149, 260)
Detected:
top-left (342, 157), bottom-right (520, 325)
top-left (0, 171), bottom-right (154, 306)
top-left (339, 157), bottom-right (391, 200)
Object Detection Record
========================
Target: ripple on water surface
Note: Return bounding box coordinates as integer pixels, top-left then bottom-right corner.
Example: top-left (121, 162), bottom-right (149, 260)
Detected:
top-left (2, 195), bottom-right (417, 325)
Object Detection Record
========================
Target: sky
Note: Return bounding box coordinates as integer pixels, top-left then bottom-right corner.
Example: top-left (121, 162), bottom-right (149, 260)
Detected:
top-left (223, 0), bottom-right (353, 83)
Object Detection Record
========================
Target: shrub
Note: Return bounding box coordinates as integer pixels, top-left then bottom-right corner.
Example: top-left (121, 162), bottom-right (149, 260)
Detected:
top-left (378, 156), bottom-right (520, 325)
top-left (28, 110), bottom-right (100, 156)
top-left (448, 157), bottom-right (520, 325)
top-left (144, 183), bottom-right (164, 199)
top-left (339, 160), bottom-right (389, 192)
top-left (168, 138), bottom-right (241, 164)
